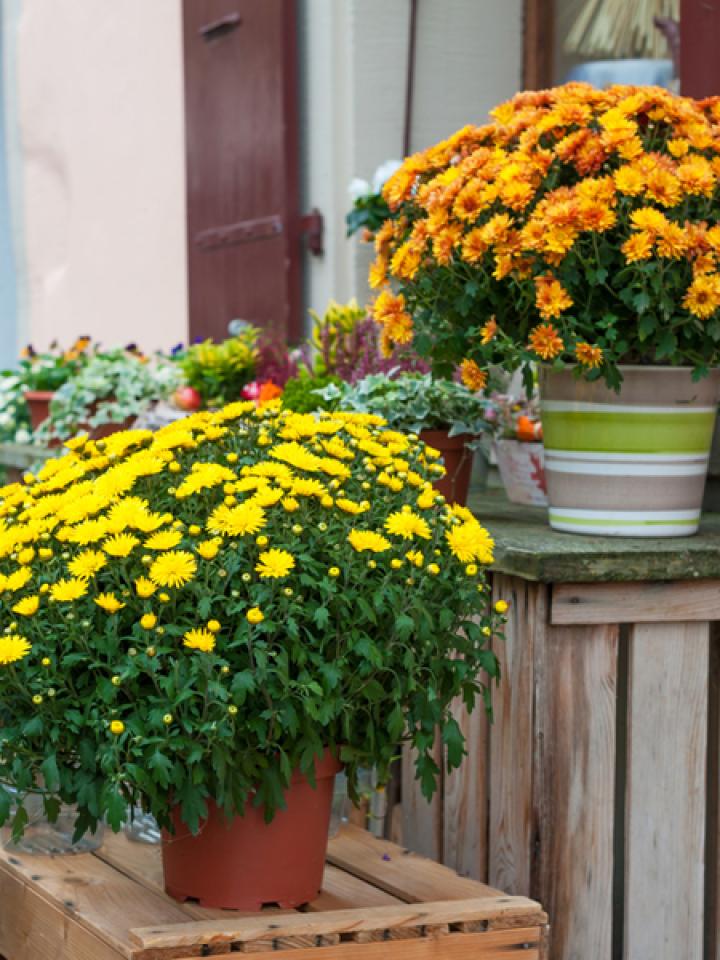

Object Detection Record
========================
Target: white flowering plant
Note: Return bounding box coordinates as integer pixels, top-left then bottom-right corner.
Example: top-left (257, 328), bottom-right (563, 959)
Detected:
top-left (0, 402), bottom-right (502, 840)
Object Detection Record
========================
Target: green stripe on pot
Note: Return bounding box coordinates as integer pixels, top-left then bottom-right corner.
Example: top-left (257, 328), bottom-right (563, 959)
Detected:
top-left (548, 512), bottom-right (698, 527)
top-left (541, 410), bottom-right (716, 454)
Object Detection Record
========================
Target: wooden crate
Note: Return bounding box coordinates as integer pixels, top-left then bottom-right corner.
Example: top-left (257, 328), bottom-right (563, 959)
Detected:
top-left (0, 823), bottom-right (548, 960)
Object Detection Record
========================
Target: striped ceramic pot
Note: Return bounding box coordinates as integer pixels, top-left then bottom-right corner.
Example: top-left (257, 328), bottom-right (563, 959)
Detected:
top-left (539, 366), bottom-right (720, 537)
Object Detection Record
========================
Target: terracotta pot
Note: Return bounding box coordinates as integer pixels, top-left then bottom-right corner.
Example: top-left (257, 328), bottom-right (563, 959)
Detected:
top-left (539, 365), bottom-right (720, 537)
top-left (161, 750), bottom-right (342, 910)
top-left (419, 429), bottom-right (474, 505)
top-left (494, 438), bottom-right (548, 507)
top-left (24, 391), bottom-right (55, 432)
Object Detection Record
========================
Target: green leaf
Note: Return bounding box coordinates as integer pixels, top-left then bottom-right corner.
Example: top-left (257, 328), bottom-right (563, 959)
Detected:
top-left (312, 606), bottom-right (329, 629)
top-left (40, 754), bottom-right (60, 792)
top-left (633, 290), bottom-right (651, 314)
top-left (148, 751), bottom-right (173, 789)
top-left (231, 670), bottom-right (256, 705)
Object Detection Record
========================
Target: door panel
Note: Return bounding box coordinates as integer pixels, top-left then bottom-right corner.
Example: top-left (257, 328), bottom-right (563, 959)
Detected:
top-left (183, 0), bottom-right (301, 342)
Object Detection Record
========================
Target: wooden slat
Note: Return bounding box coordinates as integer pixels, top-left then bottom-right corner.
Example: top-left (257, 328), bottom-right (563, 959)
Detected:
top-left (551, 580), bottom-right (720, 625)
top-left (130, 898), bottom-right (546, 954)
top-left (0, 843), bottom-right (190, 959)
top-left (327, 824), bottom-right (502, 903)
top-left (443, 695), bottom-right (489, 882)
top-left (401, 734), bottom-right (443, 862)
top-left (0, 854), bottom-right (124, 960)
top-left (172, 927), bottom-right (546, 959)
top-left (624, 622), bottom-right (708, 960)
top-left (707, 624), bottom-right (720, 960)
top-left (533, 623), bottom-right (617, 960)
top-left (489, 576), bottom-right (544, 896)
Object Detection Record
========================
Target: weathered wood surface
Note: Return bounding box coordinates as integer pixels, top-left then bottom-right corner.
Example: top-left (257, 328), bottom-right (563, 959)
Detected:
top-left (533, 622), bottom-right (617, 960)
top-left (0, 823), bottom-right (546, 960)
top-left (470, 490), bottom-right (720, 583)
top-left (552, 579), bottom-right (720, 625)
top-left (624, 622), bottom-right (708, 960)
top-left (488, 575), bottom-right (542, 897)
top-left (401, 736), bottom-right (443, 863)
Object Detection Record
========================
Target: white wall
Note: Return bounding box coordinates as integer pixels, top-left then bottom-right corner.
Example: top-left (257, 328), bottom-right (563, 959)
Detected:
top-left (300, 0), bottom-right (524, 322)
top-left (13, 0), bottom-right (188, 352)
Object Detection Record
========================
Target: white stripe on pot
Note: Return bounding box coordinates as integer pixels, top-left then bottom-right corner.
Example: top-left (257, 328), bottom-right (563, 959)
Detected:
top-left (543, 449), bottom-right (710, 463)
top-left (541, 401), bottom-right (718, 414)
top-left (545, 461), bottom-right (710, 477)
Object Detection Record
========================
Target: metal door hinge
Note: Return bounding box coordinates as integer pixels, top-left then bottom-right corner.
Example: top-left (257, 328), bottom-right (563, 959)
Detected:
top-left (300, 208), bottom-right (324, 256)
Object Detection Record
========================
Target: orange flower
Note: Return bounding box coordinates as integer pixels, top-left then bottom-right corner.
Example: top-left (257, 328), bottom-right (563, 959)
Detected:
top-left (614, 165), bottom-right (645, 195)
top-left (372, 289), bottom-right (407, 325)
top-left (529, 323), bottom-right (564, 360)
top-left (459, 359), bottom-right (487, 392)
top-left (684, 273), bottom-right (720, 319)
top-left (534, 275), bottom-right (573, 320)
top-left (480, 317), bottom-right (498, 344)
top-left (575, 342), bottom-right (603, 369)
top-left (461, 228), bottom-right (488, 264)
top-left (369, 256), bottom-right (388, 289)
top-left (622, 232), bottom-right (654, 263)
top-left (656, 222), bottom-right (689, 259)
top-left (390, 242), bottom-right (422, 280)
top-left (258, 382), bottom-right (283, 405)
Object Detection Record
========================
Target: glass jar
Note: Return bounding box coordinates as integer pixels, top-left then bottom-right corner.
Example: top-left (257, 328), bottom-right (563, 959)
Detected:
top-left (124, 805), bottom-right (161, 844)
top-left (1, 790), bottom-right (104, 855)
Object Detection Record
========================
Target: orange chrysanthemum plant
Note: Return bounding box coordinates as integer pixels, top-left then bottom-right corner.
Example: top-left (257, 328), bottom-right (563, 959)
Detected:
top-left (371, 83), bottom-right (720, 390)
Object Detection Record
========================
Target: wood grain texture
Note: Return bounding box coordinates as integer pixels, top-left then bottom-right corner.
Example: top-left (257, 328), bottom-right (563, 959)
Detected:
top-left (327, 825), bottom-right (501, 903)
top-left (130, 898), bottom-right (545, 952)
top-left (489, 575), bottom-right (545, 896)
top-left (707, 624), bottom-right (720, 960)
top-left (552, 580), bottom-right (720, 625)
top-left (533, 622), bottom-right (617, 960)
top-left (443, 681), bottom-right (489, 881)
top-left (624, 621), bottom-right (708, 960)
top-left (401, 734), bottom-right (443, 862)
top-left (172, 927), bottom-right (545, 959)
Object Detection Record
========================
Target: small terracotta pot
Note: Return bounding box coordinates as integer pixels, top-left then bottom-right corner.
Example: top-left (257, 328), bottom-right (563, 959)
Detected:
top-left (24, 391), bottom-right (55, 432)
top-left (419, 429), bottom-right (474, 505)
top-left (161, 750), bottom-right (342, 910)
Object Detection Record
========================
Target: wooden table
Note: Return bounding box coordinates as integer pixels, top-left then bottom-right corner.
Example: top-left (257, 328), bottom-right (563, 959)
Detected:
top-left (401, 491), bottom-right (720, 960)
top-left (0, 823), bottom-right (547, 959)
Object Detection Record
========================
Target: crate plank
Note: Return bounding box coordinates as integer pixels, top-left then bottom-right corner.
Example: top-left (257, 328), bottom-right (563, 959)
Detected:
top-left (0, 843), bottom-right (190, 958)
top-left (551, 579), bottom-right (720, 625)
top-left (172, 927), bottom-right (546, 959)
top-left (326, 825), bottom-right (501, 902)
top-left (129, 898), bottom-right (545, 954)
top-left (489, 575), bottom-right (544, 897)
top-left (624, 621), bottom-right (708, 960)
top-left (533, 622), bottom-right (617, 960)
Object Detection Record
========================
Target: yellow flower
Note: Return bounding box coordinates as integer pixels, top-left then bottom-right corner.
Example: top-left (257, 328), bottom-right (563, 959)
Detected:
top-left (427, 563), bottom-right (440, 575)
top-left (5, 567), bottom-right (32, 593)
top-left (183, 628), bottom-right (216, 653)
top-left (149, 551), bottom-right (198, 589)
top-left (50, 578), bottom-right (89, 602)
top-left (110, 720), bottom-right (125, 735)
top-left (207, 619), bottom-right (221, 633)
top-left (0, 634), bottom-right (31, 665)
top-left (12, 595), bottom-right (39, 616)
top-left (135, 576), bottom-right (157, 598)
top-left (385, 510), bottom-right (432, 541)
top-left (495, 599), bottom-right (509, 613)
top-left (391, 558), bottom-right (403, 569)
top-left (38, 548), bottom-right (53, 560)
top-left (95, 593), bottom-right (125, 614)
top-left (144, 529), bottom-right (183, 551)
top-left (103, 533), bottom-right (140, 558)
top-left (17, 547), bottom-right (35, 565)
top-left (406, 550), bottom-right (424, 568)
top-left (459, 359), bottom-right (487, 392)
top-left (291, 477), bottom-right (328, 498)
top-left (336, 498), bottom-right (368, 515)
top-left (282, 496), bottom-right (300, 512)
top-left (246, 607), bottom-right (265, 624)
top-left (174, 462), bottom-right (236, 498)
top-left (207, 502), bottom-right (267, 537)
top-left (347, 529), bottom-right (392, 553)
top-left (140, 613), bottom-right (157, 629)
top-left (446, 521), bottom-right (495, 565)
top-left (328, 566), bottom-right (341, 577)
top-left (196, 539), bottom-right (221, 560)
top-left (534, 274), bottom-right (573, 320)
top-left (255, 548), bottom-right (295, 579)
top-left (684, 272), bottom-right (720, 319)
top-left (68, 549), bottom-right (107, 579)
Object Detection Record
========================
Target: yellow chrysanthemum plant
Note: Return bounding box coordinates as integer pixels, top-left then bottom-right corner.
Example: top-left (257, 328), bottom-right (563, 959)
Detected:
top-left (0, 403), bottom-right (501, 840)
top-left (372, 83), bottom-right (720, 390)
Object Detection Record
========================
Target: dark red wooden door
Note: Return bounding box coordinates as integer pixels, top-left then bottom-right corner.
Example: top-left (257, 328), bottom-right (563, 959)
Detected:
top-left (182, 0), bottom-right (301, 343)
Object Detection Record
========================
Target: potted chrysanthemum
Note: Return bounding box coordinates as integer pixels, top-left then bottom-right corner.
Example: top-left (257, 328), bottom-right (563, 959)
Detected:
top-left (373, 83), bottom-right (720, 536)
top-left (0, 403), bottom-right (501, 910)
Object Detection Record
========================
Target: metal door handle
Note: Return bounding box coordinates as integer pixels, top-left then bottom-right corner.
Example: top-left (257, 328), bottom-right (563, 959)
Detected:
top-left (199, 13), bottom-right (241, 42)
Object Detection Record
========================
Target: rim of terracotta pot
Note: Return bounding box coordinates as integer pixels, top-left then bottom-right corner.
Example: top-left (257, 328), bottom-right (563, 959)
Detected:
top-left (419, 429), bottom-right (474, 448)
top-left (540, 363), bottom-right (718, 374)
top-left (24, 390), bottom-right (56, 399)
